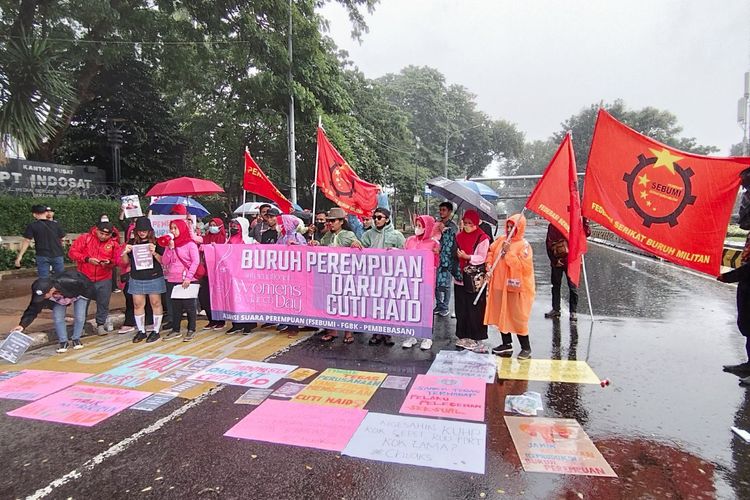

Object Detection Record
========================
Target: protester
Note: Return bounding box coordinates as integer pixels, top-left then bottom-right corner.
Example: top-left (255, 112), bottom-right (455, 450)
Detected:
top-left (435, 202), bottom-right (457, 318)
top-left (161, 220), bottom-right (201, 341)
top-left (68, 221), bottom-right (120, 335)
top-left (308, 210), bottom-right (328, 242)
top-left (117, 208), bottom-right (138, 334)
top-left (200, 218), bottom-right (227, 331)
top-left (260, 207), bottom-right (282, 244)
top-left (361, 207), bottom-right (405, 346)
top-left (486, 213), bottom-right (536, 359)
top-left (15, 205), bottom-right (66, 277)
top-left (437, 201), bottom-right (458, 231)
top-left (452, 209), bottom-right (489, 352)
top-left (251, 204), bottom-right (272, 242)
top-left (226, 217), bottom-right (258, 334)
top-left (319, 207), bottom-right (360, 343)
top-left (273, 214), bottom-right (308, 337)
top-left (12, 271), bottom-right (95, 353)
top-left (119, 217), bottom-right (165, 343)
top-left (401, 215), bottom-right (440, 350)
top-left (544, 220), bottom-right (590, 322)
top-left (362, 214), bottom-right (373, 231)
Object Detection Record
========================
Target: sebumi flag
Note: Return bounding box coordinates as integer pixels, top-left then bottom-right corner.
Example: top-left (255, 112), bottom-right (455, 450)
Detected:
top-left (243, 150), bottom-right (293, 214)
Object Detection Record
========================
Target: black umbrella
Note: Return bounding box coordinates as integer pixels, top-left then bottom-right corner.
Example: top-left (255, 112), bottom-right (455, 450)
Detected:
top-left (426, 176), bottom-right (499, 223)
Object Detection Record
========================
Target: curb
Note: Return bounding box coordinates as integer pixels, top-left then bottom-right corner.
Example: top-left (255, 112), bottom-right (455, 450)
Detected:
top-left (0, 264), bottom-right (77, 282)
top-left (22, 312), bottom-right (126, 350)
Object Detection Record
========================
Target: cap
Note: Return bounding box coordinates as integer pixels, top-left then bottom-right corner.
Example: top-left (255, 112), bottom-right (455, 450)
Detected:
top-left (31, 278), bottom-right (54, 301)
top-left (97, 221), bottom-right (114, 233)
top-left (265, 207), bottom-right (281, 216)
top-left (374, 207), bottom-right (391, 219)
top-left (31, 205), bottom-right (48, 214)
top-left (134, 217), bottom-right (153, 232)
top-left (326, 207), bottom-right (348, 220)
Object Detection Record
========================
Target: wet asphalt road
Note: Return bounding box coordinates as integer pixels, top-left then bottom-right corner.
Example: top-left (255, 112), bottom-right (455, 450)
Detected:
top-left (1, 224), bottom-right (749, 499)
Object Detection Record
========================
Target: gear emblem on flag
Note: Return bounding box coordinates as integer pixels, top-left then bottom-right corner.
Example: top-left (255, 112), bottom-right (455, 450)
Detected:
top-left (623, 153), bottom-right (696, 228)
top-left (330, 162), bottom-right (355, 197)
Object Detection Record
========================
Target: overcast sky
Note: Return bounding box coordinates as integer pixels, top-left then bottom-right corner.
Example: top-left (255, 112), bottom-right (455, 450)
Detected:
top-left (321, 0), bottom-right (750, 155)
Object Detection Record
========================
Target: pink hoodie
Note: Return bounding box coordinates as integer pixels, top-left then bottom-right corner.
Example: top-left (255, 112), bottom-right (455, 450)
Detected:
top-left (161, 241), bottom-right (200, 283)
top-left (405, 215), bottom-right (440, 267)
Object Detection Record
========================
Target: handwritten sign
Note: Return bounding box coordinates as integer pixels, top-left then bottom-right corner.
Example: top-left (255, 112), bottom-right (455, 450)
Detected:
top-left (292, 368), bottom-right (386, 409)
top-left (271, 382), bottom-right (306, 399)
top-left (188, 359), bottom-right (297, 388)
top-left (0, 370), bottom-right (91, 400)
top-left (400, 375), bottom-right (486, 422)
top-left (225, 400), bottom-right (367, 452)
top-left (497, 359), bottom-right (600, 384)
top-left (285, 368), bottom-right (318, 382)
top-left (130, 393), bottom-right (176, 412)
top-left (427, 350), bottom-right (497, 384)
top-left (150, 214), bottom-right (196, 238)
top-left (235, 388), bottom-right (273, 405)
top-left (121, 195), bottom-right (143, 218)
top-left (343, 412), bottom-right (486, 474)
top-left (131, 244), bottom-right (153, 271)
top-left (505, 416), bottom-right (617, 477)
top-left (158, 359), bottom-right (216, 383)
top-left (0, 331), bottom-right (34, 363)
top-left (85, 353), bottom-right (196, 388)
top-left (162, 379), bottom-right (201, 396)
top-left (380, 375), bottom-right (412, 390)
top-left (8, 385), bottom-right (150, 426)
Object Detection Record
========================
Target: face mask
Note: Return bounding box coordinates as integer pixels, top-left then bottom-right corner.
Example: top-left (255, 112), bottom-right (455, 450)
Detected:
top-left (229, 227), bottom-right (239, 235)
top-left (209, 226), bottom-right (220, 234)
top-left (414, 227), bottom-right (424, 236)
top-left (464, 225), bottom-right (476, 233)
top-left (315, 222), bottom-right (325, 231)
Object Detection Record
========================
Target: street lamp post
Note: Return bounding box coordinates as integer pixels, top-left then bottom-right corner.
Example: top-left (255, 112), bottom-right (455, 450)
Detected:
top-left (444, 123), bottom-right (483, 178)
top-left (287, 0), bottom-right (297, 205)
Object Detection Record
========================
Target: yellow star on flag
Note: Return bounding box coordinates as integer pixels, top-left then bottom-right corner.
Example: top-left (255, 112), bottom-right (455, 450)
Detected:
top-left (639, 190), bottom-right (648, 199)
top-left (649, 148), bottom-right (682, 175)
top-left (638, 173), bottom-right (650, 187)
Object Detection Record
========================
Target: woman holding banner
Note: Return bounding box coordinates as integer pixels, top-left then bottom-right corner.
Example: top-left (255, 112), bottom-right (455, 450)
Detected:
top-left (119, 217), bottom-right (165, 343)
top-left (484, 213), bottom-right (536, 359)
top-left (226, 217), bottom-right (258, 334)
top-left (161, 220), bottom-right (201, 342)
top-left (453, 210), bottom-right (490, 352)
top-left (200, 218), bottom-right (227, 331)
top-left (402, 215), bottom-right (440, 350)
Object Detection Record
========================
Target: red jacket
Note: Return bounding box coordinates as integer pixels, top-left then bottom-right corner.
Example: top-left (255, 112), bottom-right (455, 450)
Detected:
top-left (68, 227), bottom-right (121, 282)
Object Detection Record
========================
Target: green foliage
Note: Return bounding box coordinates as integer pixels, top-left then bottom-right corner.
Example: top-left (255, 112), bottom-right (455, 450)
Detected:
top-left (0, 246), bottom-right (35, 271)
top-left (0, 196), bottom-right (119, 235)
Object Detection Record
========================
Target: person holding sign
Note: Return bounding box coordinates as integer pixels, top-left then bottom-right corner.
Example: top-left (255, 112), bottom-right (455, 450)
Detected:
top-left (225, 217), bottom-right (258, 335)
top-left (119, 218), bottom-right (165, 343)
top-left (485, 214), bottom-right (536, 359)
top-left (161, 220), bottom-right (201, 342)
top-left (12, 271), bottom-right (95, 353)
top-left (200, 218), bottom-right (227, 331)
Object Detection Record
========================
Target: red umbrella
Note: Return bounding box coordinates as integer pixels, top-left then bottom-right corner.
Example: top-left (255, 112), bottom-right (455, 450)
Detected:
top-left (145, 177), bottom-right (225, 197)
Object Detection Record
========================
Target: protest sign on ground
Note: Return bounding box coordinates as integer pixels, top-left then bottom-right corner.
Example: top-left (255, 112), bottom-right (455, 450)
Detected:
top-left (0, 331), bottom-right (34, 363)
top-left (400, 374), bottom-right (486, 422)
top-left (189, 358), bottom-right (297, 388)
top-left (427, 350), bottom-right (496, 384)
top-left (85, 353), bottom-right (196, 388)
top-left (496, 358), bottom-right (600, 384)
top-left (0, 370), bottom-right (91, 400)
top-left (292, 368), bottom-right (386, 409)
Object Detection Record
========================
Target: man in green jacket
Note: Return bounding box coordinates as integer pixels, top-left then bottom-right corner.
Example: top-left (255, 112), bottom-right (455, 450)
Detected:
top-left (361, 207), bottom-right (405, 346)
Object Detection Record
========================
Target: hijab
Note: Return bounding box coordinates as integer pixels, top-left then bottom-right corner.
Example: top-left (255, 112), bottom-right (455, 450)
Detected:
top-left (170, 219), bottom-right (193, 248)
top-left (228, 217), bottom-right (253, 244)
top-left (202, 217), bottom-right (226, 244)
top-left (455, 209), bottom-right (489, 270)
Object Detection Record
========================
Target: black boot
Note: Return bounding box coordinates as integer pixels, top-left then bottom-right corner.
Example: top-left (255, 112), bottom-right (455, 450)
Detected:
top-left (517, 335), bottom-right (531, 360)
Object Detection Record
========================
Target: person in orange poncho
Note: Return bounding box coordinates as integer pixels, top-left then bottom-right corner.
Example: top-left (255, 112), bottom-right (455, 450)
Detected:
top-left (484, 213), bottom-right (536, 359)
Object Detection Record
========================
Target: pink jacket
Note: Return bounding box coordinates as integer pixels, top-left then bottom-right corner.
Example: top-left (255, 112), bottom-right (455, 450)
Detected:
top-left (405, 215), bottom-right (440, 267)
top-left (161, 242), bottom-right (200, 283)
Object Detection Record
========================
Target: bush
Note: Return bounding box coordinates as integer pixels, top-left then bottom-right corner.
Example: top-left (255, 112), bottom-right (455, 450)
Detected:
top-left (0, 246), bottom-right (36, 271)
top-left (0, 196), bottom-right (120, 235)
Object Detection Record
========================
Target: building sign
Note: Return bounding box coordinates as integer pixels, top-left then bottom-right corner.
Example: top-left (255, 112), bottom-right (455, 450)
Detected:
top-left (0, 159), bottom-right (107, 197)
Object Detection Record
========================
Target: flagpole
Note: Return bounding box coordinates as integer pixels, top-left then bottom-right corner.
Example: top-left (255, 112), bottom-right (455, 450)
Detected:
top-left (473, 207), bottom-right (525, 306)
top-left (242, 147), bottom-right (249, 218)
top-left (581, 254), bottom-right (595, 322)
top-left (311, 115), bottom-right (322, 216)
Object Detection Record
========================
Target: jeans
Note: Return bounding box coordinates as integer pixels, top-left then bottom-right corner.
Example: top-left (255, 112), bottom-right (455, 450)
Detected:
top-left (551, 266), bottom-right (578, 313)
top-left (88, 280), bottom-right (113, 326)
top-left (435, 284), bottom-right (451, 313)
top-left (36, 255), bottom-right (65, 278)
top-left (52, 298), bottom-right (89, 343)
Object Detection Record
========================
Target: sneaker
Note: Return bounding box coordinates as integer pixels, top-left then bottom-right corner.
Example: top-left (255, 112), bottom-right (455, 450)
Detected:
top-left (183, 330), bottom-right (196, 342)
top-left (433, 306), bottom-right (439, 315)
top-left (56, 342), bottom-right (69, 353)
top-left (226, 324), bottom-right (243, 335)
top-left (132, 331), bottom-right (148, 343)
top-left (242, 323), bottom-right (257, 335)
top-left (212, 322), bottom-right (226, 331)
top-left (97, 324), bottom-right (108, 336)
top-left (118, 325), bottom-right (135, 334)
top-left (544, 310), bottom-right (561, 319)
top-left (162, 330), bottom-right (182, 341)
top-left (570, 312), bottom-right (578, 322)
top-left (724, 362), bottom-right (750, 374)
top-left (455, 338), bottom-right (468, 349)
top-left (492, 343), bottom-right (514, 356)
top-left (202, 322), bottom-right (215, 331)
top-left (420, 339), bottom-right (433, 350)
top-left (740, 376), bottom-right (750, 387)
top-left (450, 313), bottom-right (456, 319)
top-left (438, 310), bottom-right (450, 317)
top-left (464, 339), bottom-right (478, 350)
top-left (472, 342), bottom-right (488, 353)
top-left (402, 337), bottom-right (418, 348)
top-left (72, 340), bottom-right (84, 350)
top-left (278, 325), bottom-right (289, 332)
top-left (369, 335), bottom-right (383, 345)
top-left (146, 331), bottom-right (160, 343)
top-left (517, 349), bottom-right (532, 360)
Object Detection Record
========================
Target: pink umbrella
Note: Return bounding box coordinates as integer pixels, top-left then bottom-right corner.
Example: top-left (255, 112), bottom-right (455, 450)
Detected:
top-left (146, 177), bottom-right (225, 197)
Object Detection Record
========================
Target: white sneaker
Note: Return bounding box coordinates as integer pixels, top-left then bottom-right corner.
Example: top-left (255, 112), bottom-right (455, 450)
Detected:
top-left (463, 339), bottom-right (478, 350)
top-left (72, 340), bottom-right (84, 350)
top-left (401, 337), bottom-right (418, 348)
top-left (420, 339), bottom-right (433, 350)
top-left (118, 325), bottom-right (135, 334)
top-left (56, 342), bottom-right (69, 353)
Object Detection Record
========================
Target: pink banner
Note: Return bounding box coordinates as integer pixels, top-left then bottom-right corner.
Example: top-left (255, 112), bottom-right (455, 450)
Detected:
top-left (399, 374), bottom-right (486, 422)
top-left (7, 385), bottom-right (150, 426)
top-left (224, 399), bottom-right (368, 451)
top-left (0, 370), bottom-right (91, 401)
top-left (204, 245), bottom-right (436, 338)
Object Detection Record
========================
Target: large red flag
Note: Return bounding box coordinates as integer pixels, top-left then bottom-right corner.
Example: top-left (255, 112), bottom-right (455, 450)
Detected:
top-left (316, 127), bottom-right (379, 216)
top-left (582, 109), bottom-right (750, 275)
top-left (525, 132), bottom-right (588, 286)
top-left (243, 150), bottom-right (293, 214)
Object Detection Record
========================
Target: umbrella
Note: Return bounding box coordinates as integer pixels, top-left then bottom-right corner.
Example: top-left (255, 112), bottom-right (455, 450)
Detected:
top-left (233, 202), bottom-right (280, 215)
top-left (426, 176), bottom-right (499, 223)
top-left (459, 180), bottom-right (500, 201)
top-left (149, 196), bottom-right (209, 217)
top-left (145, 177), bottom-right (224, 197)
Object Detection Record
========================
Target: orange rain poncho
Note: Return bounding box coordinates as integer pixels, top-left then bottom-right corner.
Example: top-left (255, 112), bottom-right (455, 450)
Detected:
top-left (483, 213), bottom-right (536, 335)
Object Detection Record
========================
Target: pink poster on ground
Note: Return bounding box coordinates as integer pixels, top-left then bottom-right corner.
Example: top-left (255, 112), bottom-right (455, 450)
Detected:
top-left (224, 399), bottom-right (368, 451)
top-left (0, 370), bottom-right (92, 401)
top-left (7, 384), bottom-right (150, 427)
top-left (399, 374), bottom-right (486, 422)
top-left (204, 244), bottom-right (436, 338)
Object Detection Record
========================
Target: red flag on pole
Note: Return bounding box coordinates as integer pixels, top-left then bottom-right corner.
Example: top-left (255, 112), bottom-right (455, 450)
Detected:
top-left (316, 127), bottom-right (378, 216)
top-left (525, 132), bottom-right (587, 286)
top-left (582, 109), bottom-right (750, 275)
top-left (243, 150), bottom-right (293, 214)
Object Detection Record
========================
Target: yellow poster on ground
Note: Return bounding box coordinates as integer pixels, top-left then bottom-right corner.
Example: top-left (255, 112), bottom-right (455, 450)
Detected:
top-left (292, 368), bottom-right (387, 409)
top-left (505, 416), bottom-right (617, 477)
top-left (496, 358), bottom-right (600, 384)
top-left (286, 367), bottom-right (318, 382)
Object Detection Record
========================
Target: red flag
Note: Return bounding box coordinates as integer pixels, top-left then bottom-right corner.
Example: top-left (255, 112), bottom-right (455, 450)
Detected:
top-left (582, 109), bottom-right (750, 275)
top-left (243, 150), bottom-right (293, 214)
top-left (316, 127), bottom-right (378, 216)
top-left (525, 132), bottom-right (587, 286)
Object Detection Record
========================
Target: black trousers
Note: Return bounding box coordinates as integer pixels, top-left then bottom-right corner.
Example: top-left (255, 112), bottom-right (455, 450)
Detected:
top-left (166, 282), bottom-right (197, 332)
top-left (737, 281), bottom-right (750, 359)
top-left (198, 276), bottom-right (217, 322)
top-left (454, 283), bottom-right (488, 341)
top-left (551, 265), bottom-right (578, 313)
